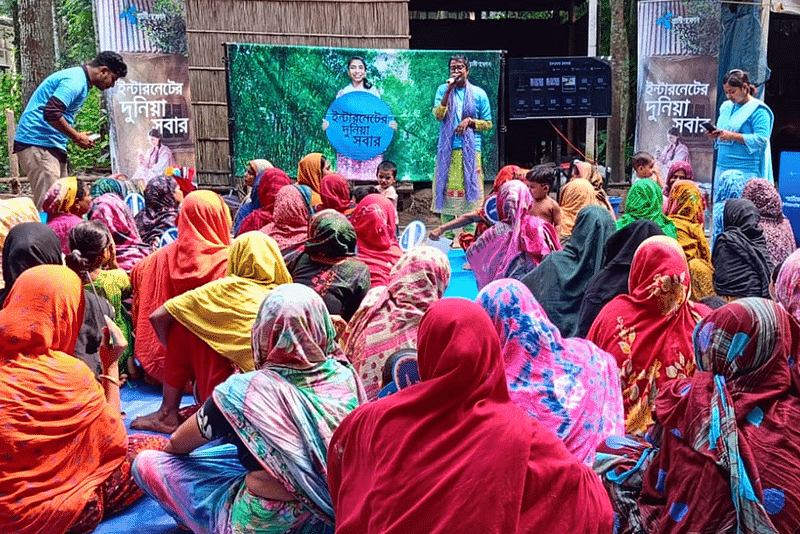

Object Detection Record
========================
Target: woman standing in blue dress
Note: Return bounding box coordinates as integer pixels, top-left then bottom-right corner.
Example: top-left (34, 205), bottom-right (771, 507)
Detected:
top-left (709, 69), bottom-right (774, 184)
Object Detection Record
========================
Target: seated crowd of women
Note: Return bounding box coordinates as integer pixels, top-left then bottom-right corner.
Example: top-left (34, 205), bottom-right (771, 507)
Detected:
top-left (1, 154), bottom-right (799, 534)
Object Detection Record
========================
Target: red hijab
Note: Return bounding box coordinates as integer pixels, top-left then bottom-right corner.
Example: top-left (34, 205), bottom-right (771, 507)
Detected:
top-left (237, 168), bottom-right (292, 236)
top-left (320, 173), bottom-right (353, 214)
top-left (349, 193), bottom-right (402, 286)
top-left (587, 235), bottom-right (710, 434)
top-left (327, 299), bottom-right (614, 534)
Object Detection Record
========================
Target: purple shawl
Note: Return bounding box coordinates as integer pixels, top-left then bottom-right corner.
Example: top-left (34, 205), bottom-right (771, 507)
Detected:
top-left (435, 81), bottom-right (479, 209)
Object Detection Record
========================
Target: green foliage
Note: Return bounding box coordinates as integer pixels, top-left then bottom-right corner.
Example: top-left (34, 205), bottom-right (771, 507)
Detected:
top-left (57, 0), bottom-right (96, 67)
top-left (226, 44), bottom-right (501, 182)
top-left (67, 87), bottom-right (109, 172)
top-left (0, 72), bottom-right (22, 178)
top-left (673, 0), bottom-right (721, 56)
top-left (140, 0), bottom-right (187, 57)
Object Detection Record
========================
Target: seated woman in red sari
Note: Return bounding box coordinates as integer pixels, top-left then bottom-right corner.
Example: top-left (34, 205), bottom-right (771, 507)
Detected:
top-left (131, 232), bottom-right (292, 433)
top-left (320, 173), bottom-right (356, 215)
top-left (588, 235), bottom-right (710, 434)
top-left (260, 183), bottom-right (314, 256)
top-left (130, 190), bottom-right (232, 384)
top-left (284, 209), bottom-right (371, 321)
top-left (594, 298), bottom-right (800, 533)
top-left (349, 193), bottom-right (402, 287)
top-left (0, 265), bottom-right (166, 534)
top-left (328, 299), bottom-right (614, 534)
top-left (235, 168), bottom-right (292, 236)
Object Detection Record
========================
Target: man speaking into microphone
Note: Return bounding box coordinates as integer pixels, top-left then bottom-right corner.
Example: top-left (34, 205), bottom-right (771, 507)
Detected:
top-left (430, 54), bottom-right (493, 238)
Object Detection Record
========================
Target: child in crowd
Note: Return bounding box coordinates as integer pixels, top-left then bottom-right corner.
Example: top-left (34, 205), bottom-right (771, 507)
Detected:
top-left (524, 164), bottom-right (561, 230)
top-left (631, 151), bottom-right (662, 186)
top-left (376, 160), bottom-right (399, 210)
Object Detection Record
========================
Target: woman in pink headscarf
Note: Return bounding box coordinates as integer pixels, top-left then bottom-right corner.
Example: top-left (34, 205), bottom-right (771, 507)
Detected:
top-left (349, 194), bottom-right (402, 287)
top-left (466, 180), bottom-right (561, 290)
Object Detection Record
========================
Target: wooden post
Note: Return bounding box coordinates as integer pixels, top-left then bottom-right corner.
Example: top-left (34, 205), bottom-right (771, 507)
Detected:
top-left (6, 109), bottom-right (19, 178)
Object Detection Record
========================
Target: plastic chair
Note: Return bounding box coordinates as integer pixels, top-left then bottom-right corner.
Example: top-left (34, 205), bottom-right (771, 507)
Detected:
top-left (377, 349), bottom-right (420, 398)
top-left (157, 226), bottom-right (178, 248)
top-left (125, 192), bottom-right (145, 217)
top-left (484, 194), bottom-right (499, 225)
top-left (399, 219), bottom-right (426, 252)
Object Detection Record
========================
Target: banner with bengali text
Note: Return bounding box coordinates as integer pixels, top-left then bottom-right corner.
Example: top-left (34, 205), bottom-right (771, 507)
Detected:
top-left (636, 0), bottom-right (721, 185)
top-left (93, 0), bottom-right (194, 180)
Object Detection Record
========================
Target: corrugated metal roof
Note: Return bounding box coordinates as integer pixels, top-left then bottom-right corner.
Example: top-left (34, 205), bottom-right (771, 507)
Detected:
top-left (94, 0), bottom-right (158, 53)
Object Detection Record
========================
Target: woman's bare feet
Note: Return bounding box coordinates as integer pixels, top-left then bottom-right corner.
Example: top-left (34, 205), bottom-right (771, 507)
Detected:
top-left (130, 409), bottom-right (180, 434)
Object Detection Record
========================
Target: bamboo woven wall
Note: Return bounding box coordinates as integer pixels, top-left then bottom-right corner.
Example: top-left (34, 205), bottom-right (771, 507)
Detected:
top-left (186, 0), bottom-right (410, 187)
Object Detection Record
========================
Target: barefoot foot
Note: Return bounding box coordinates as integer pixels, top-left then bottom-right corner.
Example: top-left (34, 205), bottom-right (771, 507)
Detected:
top-left (130, 410), bottom-right (180, 434)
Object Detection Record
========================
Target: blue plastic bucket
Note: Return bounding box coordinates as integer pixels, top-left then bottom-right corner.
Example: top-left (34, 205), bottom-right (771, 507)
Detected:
top-left (609, 196), bottom-right (622, 217)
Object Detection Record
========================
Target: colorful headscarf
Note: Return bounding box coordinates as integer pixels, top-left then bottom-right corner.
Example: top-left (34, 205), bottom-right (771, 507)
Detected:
top-left (90, 177), bottom-right (126, 199)
top-left (88, 193), bottom-right (151, 272)
top-left (42, 176), bottom-right (78, 216)
top-left (559, 178), bottom-right (598, 238)
top-left (135, 175), bottom-right (179, 246)
top-left (468, 180), bottom-right (561, 290)
top-left (304, 209), bottom-right (356, 260)
top-left (320, 173), bottom-right (353, 214)
top-left (237, 168), bottom-right (293, 236)
top-left (667, 180), bottom-right (715, 300)
top-left (297, 153), bottom-right (325, 208)
top-left (587, 235), bottom-right (710, 434)
top-left (212, 283), bottom-right (365, 524)
top-left (617, 178), bottom-right (678, 238)
top-left (164, 232), bottom-right (292, 372)
top-left (261, 184), bottom-right (313, 253)
top-left (165, 166), bottom-right (197, 197)
top-left (641, 298), bottom-right (800, 533)
top-left (742, 178), bottom-right (797, 268)
top-left (251, 283), bottom-right (345, 370)
top-left (665, 161), bottom-right (694, 192)
top-left (328, 298), bottom-right (615, 534)
top-left (0, 265), bottom-right (127, 533)
top-left (478, 279), bottom-right (624, 465)
top-left (713, 199), bottom-right (772, 299)
top-left (342, 245), bottom-right (450, 400)
top-left (350, 193), bottom-right (402, 287)
top-left (712, 169), bottom-right (746, 249)
top-left (492, 164), bottom-right (522, 194)
top-left (776, 249), bottom-right (800, 322)
top-left (574, 161), bottom-right (615, 216)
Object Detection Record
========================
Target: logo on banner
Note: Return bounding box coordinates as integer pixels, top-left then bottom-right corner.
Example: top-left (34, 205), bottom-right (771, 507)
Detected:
top-left (324, 92), bottom-right (395, 161)
top-left (657, 12), bottom-right (674, 29)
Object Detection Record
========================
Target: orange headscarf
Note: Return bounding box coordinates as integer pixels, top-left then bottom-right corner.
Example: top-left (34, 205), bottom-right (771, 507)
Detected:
top-left (558, 178), bottom-right (599, 239)
top-left (492, 165), bottom-right (522, 194)
top-left (297, 152), bottom-right (325, 208)
top-left (0, 265), bottom-right (127, 533)
top-left (131, 190), bottom-right (232, 382)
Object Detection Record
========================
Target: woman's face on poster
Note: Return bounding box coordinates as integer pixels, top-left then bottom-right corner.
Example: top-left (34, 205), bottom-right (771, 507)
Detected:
top-left (148, 135), bottom-right (160, 148)
top-left (668, 134), bottom-right (678, 145)
top-left (348, 59), bottom-right (366, 84)
top-left (724, 83), bottom-right (748, 105)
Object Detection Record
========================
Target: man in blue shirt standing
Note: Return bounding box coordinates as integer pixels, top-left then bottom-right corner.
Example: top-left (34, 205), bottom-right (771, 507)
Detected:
top-left (14, 51), bottom-right (127, 209)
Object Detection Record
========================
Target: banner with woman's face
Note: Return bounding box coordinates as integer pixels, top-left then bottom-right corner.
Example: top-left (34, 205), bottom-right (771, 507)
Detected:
top-left (225, 43), bottom-right (502, 182)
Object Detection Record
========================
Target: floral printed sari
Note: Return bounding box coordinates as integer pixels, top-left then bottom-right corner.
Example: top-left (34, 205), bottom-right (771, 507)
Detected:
top-left (587, 235), bottom-right (710, 434)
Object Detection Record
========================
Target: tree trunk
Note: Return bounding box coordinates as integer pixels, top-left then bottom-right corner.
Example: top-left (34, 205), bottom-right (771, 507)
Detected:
top-left (608, 0), bottom-right (629, 183)
top-left (19, 0), bottom-right (56, 106)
